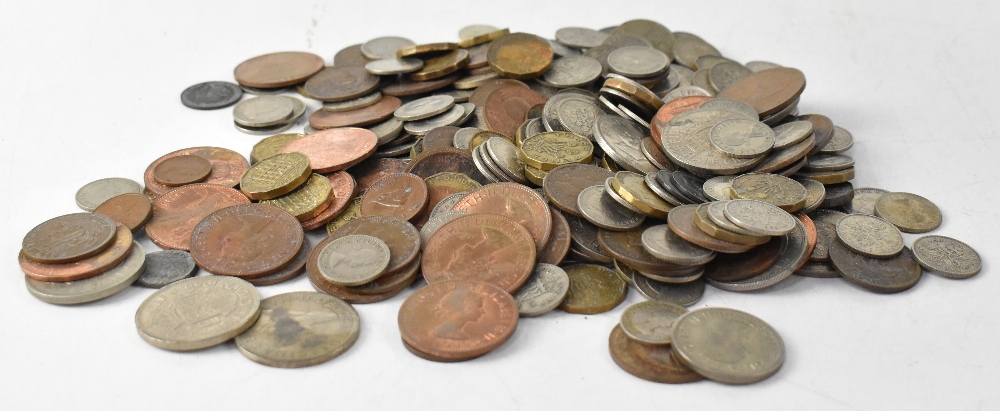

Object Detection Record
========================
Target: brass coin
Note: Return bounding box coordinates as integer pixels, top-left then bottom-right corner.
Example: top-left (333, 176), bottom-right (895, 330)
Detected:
top-left (873, 192), bottom-right (942, 233)
top-left (326, 197), bottom-right (363, 233)
top-left (610, 171), bottom-right (674, 219)
top-left (487, 32), bottom-right (554, 80)
top-left (21, 213), bottom-right (117, 264)
top-left (577, 185), bottom-right (645, 231)
top-left (410, 49), bottom-right (470, 82)
top-left (239, 152), bottom-right (312, 201)
top-left (304, 66), bottom-right (381, 102)
top-left (260, 174), bottom-right (332, 222)
top-left (730, 173), bottom-right (807, 212)
top-left (250, 133), bottom-right (303, 164)
top-left (93, 193), bottom-right (153, 232)
top-left (152, 155), bottom-right (213, 187)
top-left (234, 51), bottom-right (324, 88)
top-left (396, 42), bottom-right (459, 59)
top-left (301, 172), bottom-right (358, 231)
top-left (520, 132), bottom-right (594, 171)
top-left (830, 241), bottom-right (922, 293)
top-left (559, 264), bottom-right (627, 314)
top-left (836, 214), bottom-right (904, 258)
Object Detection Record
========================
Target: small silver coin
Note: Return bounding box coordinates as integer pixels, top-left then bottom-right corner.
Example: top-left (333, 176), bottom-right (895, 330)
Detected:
top-left (317, 234), bottom-right (390, 286)
top-left (25, 242), bottom-right (145, 305)
top-left (640, 224), bottom-right (716, 266)
top-left (620, 300), bottom-right (687, 344)
top-left (403, 104), bottom-right (466, 135)
top-left (836, 214), bottom-right (904, 258)
top-left (771, 121), bottom-right (814, 149)
top-left (365, 58), bottom-right (424, 75)
top-left (542, 56), bottom-right (603, 88)
top-left (593, 114), bottom-right (658, 174)
top-left (75, 177), bottom-right (143, 212)
top-left (395, 95), bottom-right (456, 122)
top-left (555, 27), bottom-right (609, 48)
top-left (607, 46), bottom-right (669, 78)
top-left (671, 307), bottom-right (784, 384)
top-left (701, 175), bottom-right (736, 202)
top-left (847, 187), bottom-right (889, 215)
top-left (135, 250), bottom-right (197, 288)
top-left (369, 117), bottom-right (404, 146)
top-left (452, 127), bottom-right (481, 150)
top-left (912, 235), bottom-right (982, 279)
top-left (577, 185), bottom-right (645, 231)
top-left (232, 95), bottom-right (294, 127)
top-left (707, 61), bottom-right (752, 92)
top-left (181, 81), bottom-right (243, 110)
top-left (803, 154), bottom-right (855, 172)
top-left (662, 85), bottom-right (713, 103)
top-left (430, 192), bottom-right (470, 217)
top-left (709, 118), bottom-right (775, 159)
top-left (723, 199), bottom-right (797, 236)
top-left (514, 263), bottom-right (570, 317)
top-left (547, 39), bottom-right (581, 58)
top-left (698, 98), bottom-right (758, 120)
top-left (820, 126), bottom-right (854, 154)
top-left (323, 91), bottom-right (383, 113)
top-left (361, 36), bottom-right (415, 59)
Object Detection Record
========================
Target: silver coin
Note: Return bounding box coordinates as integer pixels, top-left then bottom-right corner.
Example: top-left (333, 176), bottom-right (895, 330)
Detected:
top-left (634, 272), bottom-right (705, 307)
top-left (475, 141), bottom-right (513, 183)
top-left (724, 199), bottom-right (796, 236)
top-left (577, 185), bottom-right (645, 231)
top-left (547, 39), bottom-right (581, 58)
top-left (638, 268), bottom-right (704, 284)
top-left (707, 61), bottom-right (752, 92)
top-left (671, 307), bottom-right (784, 384)
top-left (912, 235), bottom-right (982, 279)
top-left (709, 118), bottom-right (775, 159)
top-left (597, 94), bottom-right (630, 119)
top-left (848, 187), bottom-right (889, 215)
top-left (281, 95), bottom-right (307, 123)
top-left (454, 72), bottom-right (499, 90)
top-left (471, 145), bottom-right (502, 184)
top-left (543, 93), bottom-right (602, 141)
top-left (456, 103), bottom-right (476, 126)
top-left (75, 177), bottom-right (143, 212)
top-left (524, 118), bottom-right (545, 140)
top-left (403, 104), bottom-right (466, 135)
top-left (604, 177), bottom-right (642, 213)
top-left (438, 88), bottom-right (474, 103)
top-left (395, 95), bottom-right (456, 122)
top-left (365, 57), bottom-right (423, 75)
top-left (360, 36), bottom-right (415, 59)
top-left (234, 120), bottom-right (295, 136)
top-left (431, 192), bottom-right (470, 217)
top-left (692, 69), bottom-right (715, 93)
top-left (303, 124), bottom-right (321, 134)
top-left (369, 117), bottom-right (404, 146)
top-left (698, 98), bottom-right (758, 120)
top-left (135, 250), bottom-right (197, 288)
top-left (706, 201), bottom-right (762, 236)
top-left (803, 154), bottom-right (855, 172)
top-left (542, 56), bottom-right (602, 88)
top-left (459, 24), bottom-right (499, 40)
top-left (323, 91), bottom-right (383, 112)
top-left (702, 175), bottom-right (736, 202)
top-left (820, 126), bottom-right (855, 154)
top-left (672, 32), bottom-right (721, 70)
top-left (644, 172), bottom-right (684, 206)
top-left (485, 137), bottom-right (528, 184)
top-left (452, 127), bottom-right (481, 150)
top-left (555, 27), bottom-right (609, 48)
top-left (654, 64), bottom-right (695, 97)
top-left (745, 60), bottom-right (782, 72)
top-left (593, 114), bottom-right (658, 174)
top-left (240, 85), bottom-right (290, 95)
top-left (836, 214), bottom-right (904, 258)
top-left (707, 217), bottom-right (808, 291)
top-left (232, 95), bottom-right (294, 127)
top-left (617, 104), bottom-right (651, 130)
top-left (181, 81), bottom-right (243, 110)
top-left (810, 208), bottom-right (849, 226)
top-left (641, 224), bottom-right (716, 265)
top-left (662, 85), bottom-right (713, 104)
top-left (317, 234), bottom-right (390, 286)
top-left (514, 263), bottom-right (570, 317)
top-left (420, 210), bottom-right (470, 248)
top-left (761, 97), bottom-right (800, 126)
top-left (25, 242), bottom-right (145, 305)
top-left (607, 46), bottom-right (669, 78)
top-left (771, 120), bottom-right (814, 149)
top-left (620, 300), bottom-right (687, 344)
top-left (660, 109), bottom-right (758, 175)
top-left (795, 261), bottom-right (840, 278)
top-left (795, 177), bottom-right (827, 213)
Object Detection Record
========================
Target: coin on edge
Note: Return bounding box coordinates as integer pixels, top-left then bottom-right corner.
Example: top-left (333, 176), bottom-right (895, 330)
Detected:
top-left (25, 242), bottom-right (145, 305)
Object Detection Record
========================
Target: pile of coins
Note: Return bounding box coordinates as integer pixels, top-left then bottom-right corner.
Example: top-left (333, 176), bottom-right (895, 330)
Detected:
top-left (17, 19), bottom-right (983, 380)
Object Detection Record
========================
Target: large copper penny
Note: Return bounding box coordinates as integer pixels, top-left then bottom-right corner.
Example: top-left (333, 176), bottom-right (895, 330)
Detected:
top-left (303, 66), bottom-right (380, 102)
top-left (381, 73), bottom-right (459, 97)
top-left (234, 51), bottom-right (325, 88)
top-left (21, 223), bottom-right (132, 282)
top-left (404, 147), bottom-right (490, 185)
top-left (651, 96), bottom-right (711, 144)
top-left (483, 86), bottom-right (548, 138)
top-left (667, 205), bottom-right (754, 254)
top-left (469, 79), bottom-right (529, 107)
top-left (144, 147), bottom-right (249, 197)
top-left (452, 182), bottom-right (552, 252)
top-left (189, 204), bottom-right (304, 278)
top-left (422, 213), bottom-right (536, 293)
top-left (328, 215), bottom-right (420, 275)
top-left (301, 172), bottom-right (357, 231)
top-left (398, 279), bottom-right (519, 361)
top-left (537, 205), bottom-right (571, 265)
top-left (597, 227), bottom-right (703, 276)
top-left (151, 155), bottom-right (212, 187)
top-left (703, 236), bottom-right (785, 282)
top-left (145, 184), bottom-right (250, 250)
top-left (94, 193), bottom-right (153, 232)
top-left (280, 127), bottom-right (378, 173)
top-left (21, 213), bottom-right (117, 264)
top-left (542, 163), bottom-right (613, 217)
top-left (608, 325), bottom-right (704, 384)
top-left (360, 173), bottom-right (429, 221)
top-left (348, 157), bottom-right (409, 195)
top-left (309, 95), bottom-right (401, 129)
top-left (487, 33), bottom-right (554, 80)
top-left (717, 67), bottom-right (806, 117)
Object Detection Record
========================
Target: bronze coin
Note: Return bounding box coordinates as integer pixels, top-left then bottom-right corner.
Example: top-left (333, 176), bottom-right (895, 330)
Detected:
top-left (381, 73), bottom-right (459, 97)
top-left (542, 163), bottom-right (614, 217)
top-left (360, 173), bottom-right (429, 221)
top-left (797, 212), bottom-right (818, 260)
top-left (328, 215), bottom-right (420, 276)
top-left (21, 213), bottom-right (117, 264)
top-left (93, 193), bottom-right (153, 232)
top-left (234, 51), bottom-right (325, 88)
top-left (280, 127), bottom-right (378, 173)
top-left (412, 171), bottom-right (481, 228)
top-left (151, 155), bottom-right (212, 187)
top-left (716, 67), bottom-right (806, 117)
top-left (487, 32), bottom-right (554, 79)
top-left (452, 182), bottom-right (552, 252)
top-left (303, 66), bottom-right (380, 102)
top-left (465, 42), bottom-right (490, 69)
top-left (247, 235), bottom-right (311, 286)
top-left (397, 42), bottom-right (459, 59)
top-left (20, 223), bottom-right (133, 282)
top-left (404, 147), bottom-right (491, 185)
top-left (301, 172), bottom-right (357, 231)
top-left (423, 126), bottom-right (460, 151)
top-left (565, 212), bottom-right (614, 263)
top-left (483, 86), bottom-right (548, 138)
top-left (334, 44), bottom-right (369, 67)
top-left (537, 205), bottom-right (571, 265)
top-left (559, 264), bottom-right (628, 314)
top-left (144, 147), bottom-right (249, 197)
top-left (666, 205), bottom-right (755, 254)
top-left (345, 257), bottom-right (420, 296)
top-left (145, 184), bottom-right (250, 250)
top-left (189, 204), bottom-right (304, 278)
top-left (308, 238), bottom-right (416, 304)
top-left (800, 114), bottom-right (835, 156)
top-left (608, 325), bottom-right (704, 384)
top-left (703, 236), bottom-right (785, 282)
top-left (411, 49), bottom-right (470, 82)
top-left (469, 79), bottom-right (529, 107)
top-left (597, 227), bottom-right (703, 276)
top-left (399, 279), bottom-right (518, 361)
top-left (309, 95), bottom-right (401, 129)
top-left (829, 241), bottom-right (922, 294)
top-left (347, 157), bottom-right (409, 195)
top-left (651, 96), bottom-right (711, 145)
top-left (422, 213), bottom-right (536, 293)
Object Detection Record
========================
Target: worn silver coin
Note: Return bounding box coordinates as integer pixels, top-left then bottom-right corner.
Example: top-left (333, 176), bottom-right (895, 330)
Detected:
top-left (181, 81), bottom-right (243, 110)
top-left (555, 27), bottom-right (609, 48)
top-left (403, 104), bottom-right (466, 135)
top-left (723, 199), bottom-right (796, 236)
top-left (771, 120), bottom-right (814, 150)
top-left (820, 126), bottom-right (854, 154)
top-left (709, 118), bottom-right (775, 159)
top-left (671, 307), bottom-right (784, 384)
top-left (847, 187), bottom-right (889, 215)
top-left (369, 117), bottom-right (405, 145)
top-left (745, 60), bottom-right (782, 72)
top-left (361, 36), bottom-right (415, 59)
top-left (607, 46), bottom-right (669, 78)
top-left (802, 154), bottom-right (854, 172)
top-left (452, 127), bottom-right (481, 150)
top-left (542, 56), bottom-right (603, 88)
top-left (317, 234), bottom-right (391, 286)
top-left (232, 95), bottom-right (294, 127)
top-left (836, 214), bottom-right (904, 258)
top-left (420, 210), bottom-right (470, 248)
top-left (26, 242), bottom-right (145, 305)
top-left (135, 250), bottom-right (197, 288)
top-left (701, 175), bottom-right (736, 202)
top-left (661, 85), bottom-right (713, 103)
top-left (707, 61), bottom-right (752, 92)
top-left (640, 224), bottom-right (716, 265)
top-left (395, 95), bottom-right (456, 122)
top-left (912, 235), bottom-right (982, 279)
top-left (75, 177), bottom-right (143, 212)
top-left (620, 300), bottom-right (687, 344)
top-left (513, 263), bottom-right (570, 317)
top-left (707, 218), bottom-right (808, 291)
top-left (365, 58), bottom-right (424, 75)
top-left (632, 271), bottom-right (704, 307)
top-left (698, 98), bottom-right (758, 120)
top-left (593, 114), bottom-right (657, 174)
top-left (324, 91), bottom-right (383, 113)
top-left (660, 109), bottom-right (758, 175)
top-left (577, 185), bottom-right (645, 231)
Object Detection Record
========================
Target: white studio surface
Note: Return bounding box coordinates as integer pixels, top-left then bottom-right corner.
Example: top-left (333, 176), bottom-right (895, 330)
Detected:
top-left (1, 1), bottom-right (998, 410)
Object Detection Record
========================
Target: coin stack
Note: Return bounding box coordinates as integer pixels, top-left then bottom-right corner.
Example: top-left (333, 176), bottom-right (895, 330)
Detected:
top-left (17, 19), bottom-right (984, 379)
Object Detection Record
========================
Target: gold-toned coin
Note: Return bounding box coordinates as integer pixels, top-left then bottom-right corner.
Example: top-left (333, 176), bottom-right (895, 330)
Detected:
top-left (250, 133), bottom-right (303, 164)
top-left (458, 28), bottom-right (510, 48)
top-left (600, 154), bottom-right (622, 172)
top-left (519, 131), bottom-right (594, 171)
top-left (873, 192), bottom-right (942, 233)
top-left (603, 76), bottom-right (663, 112)
top-left (470, 130), bottom-right (508, 150)
top-left (693, 204), bottom-right (771, 245)
top-left (558, 264), bottom-right (627, 314)
top-left (524, 165), bottom-right (547, 186)
top-left (424, 172), bottom-right (481, 194)
top-left (795, 167), bottom-right (855, 184)
top-left (396, 42), bottom-right (458, 58)
top-left (239, 152), bottom-right (312, 200)
top-left (610, 171), bottom-right (674, 219)
top-left (410, 49), bottom-right (470, 82)
top-left (487, 32), bottom-right (554, 80)
top-left (729, 173), bottom-right (808, 212)
top-left (326, 197), bottom-right (363, 234)
top-left (260, 174), bottom-right (332, 222)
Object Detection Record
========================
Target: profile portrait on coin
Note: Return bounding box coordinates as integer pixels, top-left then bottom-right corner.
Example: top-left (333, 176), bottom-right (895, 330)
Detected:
top-left (431, 283), bottom-right (488, 340)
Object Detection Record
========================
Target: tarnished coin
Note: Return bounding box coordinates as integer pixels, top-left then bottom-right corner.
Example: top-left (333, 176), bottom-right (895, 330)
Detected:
top-left (300, 172), bottom-right (357, 231)
top-left (593, 115), bottom-right (658, 174)
top-left (631, 271), bottom-right (705, 307)
top-left (181, 81), bottom-right (242, 110)
top-left (701, 175), bottom-right (736, 202)
top-left (820, 126), bottom-right (854, 154)
top-left (641, 224), bottom-right (716, 265)
top-left (423, 213), bottom-right (535, 292)
top-left (698, 98), bottom-right (758, 120)
top-left (483, 137), bottom-right (527, 183)
top-left (795, 177), bottom-right (826, 213)
top-left (607, 46), bottom-right (669, 78)
top-left (361, 36), bottom-right (416, 59)
top-left (520, 132), bottom-right (593, 171)
top-left (328, 215), bottom-right (420, 277)
top-left (311, 95), bottom-right (401, 129)
top-left (365, 58), bottom-right (424, 75)
top-left (323, 92), bottom-right (383, 114)
top-left (304, 66), bottom-right (380, 102)
top-left (135, 250), bottom-right (197, 288)
top-left (671, 307), bottom-right (784, 384)
top-left (772, 121), bottom-right (814, 149)
top-left (245, 235), bottom-right (310, 286)
top-left (620, 300), bottom-right (687, 344)
top-left (802, 154), bottom-right (854, 172)
top-left (232, 95), bottom-right (293, 127)
top-left (559, 264), bottom-right (628, 314)
top-left (76, 177), bottom-right (143, 212)
top-left (396, 42), bottom-right (459, 59)
top-left (452, 182), bottom-right (552, 251)
top-left (796, 261), bottom-right (840, 278)
top-left (234, 51), bottom-right (324, 88)
top-left (697, 203), bottom-right (771, 245)
top-left (403, 104), bottom-right (468, 135)
top-left (724, 199), bottom-right (797, 236)
top-left (316, 234), bottom-right (390, 286)
top-left (135, 276), bottom-right (261, 351)
top-left (873, 192), bottom-right (942, 233)
top-left (537, 206), bottom-right (571, 265)
top-left (143, 147), bottom-right (250, 197)
top-left (22, 213), bottom-right (117, 264)
top-left (716, 67), bottom-right (806, 117)
top-left (411, 49), bottom-right (470, 81)
top-left (487, 32), bottom-right (554, 79)
top-left (809, 220), bottom-right (838, 262)
top-left (382, 73), bottom-right (459, 97)
top-left (704, 236), bottom-right (785, 282)
top-left (836, 214), bottom-right (904, 258)
top-left (709, 118), bottom-right (775, 158)
top-left (239, 152), bottom-right (312, 201)
top-left (280, 128), bottom-right (377, 173)
top-left (848, 187), bottom-right (889, 215)
top-left (608, 325), bottom-right (704, 384)
top-left (513, 263), bottom-right (570, 317)
top-left (667, 205), bottom-right (755, 254)
top-left (912, 235), bottom-right (981, 279)
top-left (578, 185), bottom-right (645, 231)
top-left (542, 56), bottom-right (602, 88)
top-left (708, 61), bottom-right (752, 92)
top-left (660, 109), bottom-right (758, 175)
top-left (404, 147), bottom-right (490, 185)
top-left (360, 173), bottom-right (428, 221)
top-left (190, 204), bottom-right (304, 278)
top-left (610, 171), bottom-right (674, 219)
top-left (730, 173), bottom-right (807, 212)
top-left (259, 173), bottom-right (332, 222)
top-left (555, 27), bottom-right (609, 48)
top-left (543, 93), bottom-right (602, 141)
top-left (482, 85), bottom-right (548, 138)
top-left (94, 193), bottom-right (153, 232)
top-left (396, 95), bottom-right (456, 122)
top-left (25, 241), bottom-right (145, 305)
top-left (20, 223), bottom-right (132, 282)
top-left (543, 164), bottom-right (613, 217)
top-left (673, 32), bottom-right (720, 69)
top-left (830, 241), bottom-right (922, 293)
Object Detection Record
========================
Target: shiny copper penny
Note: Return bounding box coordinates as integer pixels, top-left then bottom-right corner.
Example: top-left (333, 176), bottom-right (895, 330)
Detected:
top-left (398, 279), bottom-right (519, 361)
top-left (93, 193), bottom-right (153, 232)
top-left (651, 96), bottom-right (711, 145)
top-left (469, 79), bottom-right (529, 107)
top-left (483, 86), bottom-right (548, 138)
top-left (145, 184), bottom-right (250, 250)
top-left (348, 157), bottom-right (409, 195)
top-left (21, 223), bottom-right (132, 282)
top-left (404, 147), bottom-right (491, 185)
top-left (328, 215), bottom-right (420, 275)
top-left (704, 236), bottom-right (784, 282)
top-left (143, 147), bottom-right (250, 197)
top-left (189, 204), bottom-right (303, 278)
top-left (360, 173), bottom-right (429, 221)
top-left (234, 51), bottom-right (325, 88)
top-left (21, 213), bottom-right (117, 264)
top-left (381, 73), bottom-right (459, 97)
top-left (422, 213), bottom-right (536, 293)
top-left (151, 155), bottom-right (212, 187)
top-left (608, 325), bottom-right (704, 384)
top-left (537, 205), bottom-right (571, 265)
top-left (303, 66), bottom-right (381, 102)
top-left (309, 95), bottom-right (401, 129)
top-left (301, 172), bottom-right (357, 231)
top-left (452, 182), bottom-right (552, 252)
top-left (542, 163), bottom-right (614, 217)
top-left (717, 67), bottom-right (806, 117)
top-left (667, 205), bottom-right (754, 254)
top-left (280, 127), bottom-right (378, 173)
top-left (487, 32), bottom-right (554, 80)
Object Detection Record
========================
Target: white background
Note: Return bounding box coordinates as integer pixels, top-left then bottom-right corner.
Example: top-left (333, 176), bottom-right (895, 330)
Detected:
top-left (2, 1), bottom-right (998, 410)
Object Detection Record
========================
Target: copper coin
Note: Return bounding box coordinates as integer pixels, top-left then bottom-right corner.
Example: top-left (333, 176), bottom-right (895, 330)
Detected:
top-left (328, 215), bottom-right (420, 275)
top-left (345, 257), bottom-right (420, 296)
top-left (667, 205), bottom-right (755, 254)
top-left (20, 223), bottom-right (132, 282)
top-left (381, 73), bottom-right (459, 97)
top-left (301, 172), bottom-right (357, 231)
top-left (143, 147), bottom-right (250, 197)
top-left (797, 212), bottom-right (818, 260)
top-left (413, 172), bottom-right (482, 228)
top-left (703, 236), bottom-right (784, 282)
top-left (483, 86), bottom-right (548, 138)
top-left (334, 44), bottom-right (369, 67)
top-left (608, 325), bottom-right (704, 384)
top-left (151, 155), bottom-right (212, 187)
top-left (411, 49), bottom-right (470, 82)
top-left (247, 235), bottom-right (311, 286)
top-left (303, 66), bottom-right (380, 102)
top-left (145, 184), bottom-right (250, 250)
top-left (651, 96), bottom-right (711, 145)
top-left (404, 147), bottom-right (490, 185)
top-left (308, 237), bottom-right (416, 304)
top-left (423, 126), bottom-right (460, 151)
top-left (21, 213), bottom-right (117, 264)
top-left (398, 279), bottom-right (519, 361)
top-left (537, 205), bottom-right (571, 265)
top-left (830, 241), bottom-right (922, 294)
top-left (348, 157), bottom-right (409, 195)
top-left (469, 79), bottom-right (529, 107)
top-left (543, 163), bottom-right (614, 217)
top-left (452, 182), bottom-right (552, 252)
top-left (189, 204), bottom-right (303, 278)
top-left (280, 127), bottom-right (378, 173)
top-left (422, 213), bottom-right (536, 293)
top-left (234, 51), bottom-right (325, 88)
top-left (565, 212), bottom-right (614, 263)
top-left (597, 227), bottom-right (703, 276)
top-left (717, 67), bottom-right (806, 117)
top-left (800, 114), bottom-right (835, 156)
top-left (93, 193), bottom-right (153, 232)
top-left (487, 32), bottom-right (554, 80)
top-left (309, 95), bottom-right (401, 129)
top-left (360, 173), bottom-right (429, 221)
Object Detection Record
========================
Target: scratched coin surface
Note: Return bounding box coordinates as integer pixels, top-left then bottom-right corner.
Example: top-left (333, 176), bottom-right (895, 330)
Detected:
top-left (189, 204), bottom-right (304, 278)
top-left (836, 214), bottom-right (904, 258)
top-left (873, 192), bottom-right (942, 233)
top-left (75, 177), bottom-right (143, 212)
top-left (671, 307), bottom-right (784, 384)
top-left (559, 264), bottom-right (627, 314)
top-left (145, 184), bottom-right (251, 250)
top-left (911, 235), bottom-right (982, 279)
top-left (723, 199), bottom-right (796, 236)
top-left (608, 325), bottom-right (704, 384)
top-left (135, 250), bottom-right (197, 288)
top-left (135, 276), bottom-right (261, 351)
top-left (513, 263), bottom-right (570, 317)
top-left (830, 241), bottom-right (922, 293)
top-left (360, 173), bottom-right (429, 222)
top-left (452, 182), bottom-right (552, 251)
top-left (620, 300), bottom-right (687, 344)
top-left (422, 213), bottom-right (535, 293)
top-left (21, 213), bottom-right (117, 264)
top-left (25, 241), bottom-right (146, 305)
top-left (316, 234), bottom-right (390, 286)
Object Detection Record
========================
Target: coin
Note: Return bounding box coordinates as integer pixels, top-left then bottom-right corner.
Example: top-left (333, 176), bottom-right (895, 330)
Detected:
top-left (422, 212), bottom-right (535, 292)
top-left (22, 213), bottom-right (117, 264)
top-left (459, 26), bottom-right (508, 48)
top-left (452, 182), bottom-right (551, 250)
top-left (704, 236), bottom-right (784, 282)
top-left (750, 133), bottom-right (815, 174)
top-left (555, 27), bottom-right (609, 48)
top-left (190, 203), bottom-right (304, 278)
top-left (135, 276), bottom-right (261, 351)
top-left (482, 85), bottom-right (547, 138)
top-left (608, 46), bottom-right (669, 78)
top-left (279, 128), bottom-right (377, 173)
top-left (672, 32), bottom-right (719, 69)
top-left (809, 220), bottom-right (838, 262)
top-left (411, 49), bottom-right (470, 81)
top-left (716, 67), bottom-right (806, 117)
top-left (360, 173), bottom-right (428, 221)
top-left (300, 172), bottom-right (357, 231)
top-left (20, 223), bottom-right (133, 282)
top-left (671, 307), bottom-right (784, 384)
top-left (395, 96), bottom-right (455, 122)
top-left (143, 147), bottom-right (249, 197)
top-left (695, 203), bottom-right (771, 245)
top-left (830, 241), bottom-right (922, 293)
top-left (488, 32), bottom-right (553, 79)
top-left (709, 118), bottom-right (775, 159)
top-left (608, 324), bottom-right (704, 384)
top-left (847, 187), bottom-right (888, 215)
top-left (650, 96), bottom-right (710, 143)
top-left (145, 184), bottom-right (250, 250)
top-left (75, 177), bottom-right (143, 212)
top-left (795, 261), bottom-right (840, 278)
top-left (246, 235), bottom-right (311, 286)
top-left (314, 234), bottom-right (390, 286)
top-left (135, 250), bottom-right (197, 288)
top-left (308, 251), bottom-right (414, 305)
top-left (93, 193), bottom-right (152, 232)
top-left (911, 235), bottom-right (981, 279)
top-left (873, 192), bottom-right (942, 233)
top-left (836, 214), bottom-right (904, 258)
top-left (660, 109), bottom-right (759, 175)
top-left (234, 51), bottom-right (324, 88)
top-left (232, 95), bottom-right (293, 127)
top-left (250, 133), bottom-right (302, 164)
top-left (620, 301), bottom-right (687, 345)
top-left (771, 120), bottom-right (814, 149)
top-left (707, 61), bottom-right (752, 92)
top-left (511, 263), bottom-right (570, 317)
top-left (310, 95), bottom-right (401, 129)
top-left (396, 42), bottom-right (459, 59)
top-left (25, 241), bottom-right (145, 305)
top-left (641, 224), bottom-right (716, 265)
top-left (729, 173), bottom-right (807, 212)
top-left (328, 215), bottom-right (420, 276)
top-left (723, 199), bottom-right (796, 236)
top-left (361, 36), bottom-right (416, 59)
top-left (404, 147), bottom-right (490, 185)
top-left (239, 152), bottom-right (311, 201)
top-left (577, 185), bottom-right (645, 231)
top-left (610, 171), bottom-right (674, 219)
top-left (612, 19), bottom-right (676, 60)
top-left (593, 115), bottom-right (658, 174)
top-left (666, 205), bottom-right (754, 254)
top-left (820, 126), bottom-right (854, 154)
top-left (541, 56), bottom-right (602, 88)
top-left (181, 81), bottom-right (242, 110)
top-left (381, 72), bottom-right (459, 96)
top-left (559, 264), bottom-right (628, 314)
top-left (701, 175), bottom-right (736, 202)
top-left (304, 66), bottom-right (380, 102)
top-left (543, 93), bottom-right (602, 140)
